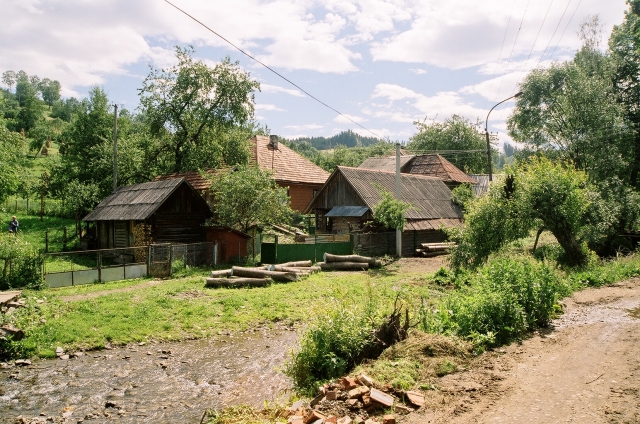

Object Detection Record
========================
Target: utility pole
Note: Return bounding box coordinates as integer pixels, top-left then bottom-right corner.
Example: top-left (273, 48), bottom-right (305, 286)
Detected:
top-left (395, 143), bottom-right (402, 257)
top-left (113, 104), bottom-right (118, 192)
top-left (485, 92), bottom-right (523, 181)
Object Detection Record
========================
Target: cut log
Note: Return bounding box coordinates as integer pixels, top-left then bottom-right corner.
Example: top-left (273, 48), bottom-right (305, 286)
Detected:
top-left (270, 265), bottom-right (321, 273)
top-left (205, 277), bottom-right (270, 288)
top-left (231, 266), bottom-right (298, 283)
top-left (210, 269), bottom-right (232, 278)
top-left (420, 242), bottom-right (455, 251)
top-left (323, 253), bottom-right (380, 267)
top-left (320, 262), bottom-right (369, 271)
top-left (278, 260), bottom-right (313, 268)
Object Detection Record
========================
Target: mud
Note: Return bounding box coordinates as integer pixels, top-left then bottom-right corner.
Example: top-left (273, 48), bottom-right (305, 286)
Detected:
top-left (0, 326), bottom-right (297, 423)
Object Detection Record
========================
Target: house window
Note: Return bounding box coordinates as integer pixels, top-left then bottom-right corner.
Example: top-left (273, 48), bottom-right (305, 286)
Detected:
top-left (313, 189), bottom-right (319, 197)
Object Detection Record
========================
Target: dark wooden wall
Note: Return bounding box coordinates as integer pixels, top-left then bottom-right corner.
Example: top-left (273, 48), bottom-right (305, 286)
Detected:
top-left (152, 184), bottom-right (209, 244)
top-left (309, 172), bottom-right (368, 231)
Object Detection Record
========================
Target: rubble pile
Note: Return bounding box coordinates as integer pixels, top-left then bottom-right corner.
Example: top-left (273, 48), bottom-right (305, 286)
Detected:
top-left (283, 374), bottom-right (425, 424)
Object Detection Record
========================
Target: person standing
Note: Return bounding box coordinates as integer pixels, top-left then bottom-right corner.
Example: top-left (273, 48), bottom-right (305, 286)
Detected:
top-left (8, 216), bottom-right (19, 234)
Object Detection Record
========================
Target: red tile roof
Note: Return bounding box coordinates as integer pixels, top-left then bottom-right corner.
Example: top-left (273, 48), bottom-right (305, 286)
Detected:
top-left (154, 169), bottom-right (226, 191)
top-left (249, 135), bottom-right (329, 185)
top-left (407, 154), bottom-right (478, 185)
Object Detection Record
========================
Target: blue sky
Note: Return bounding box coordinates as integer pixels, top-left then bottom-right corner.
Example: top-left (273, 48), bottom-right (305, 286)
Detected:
top-left (1, 0), bottom-right (629, 144)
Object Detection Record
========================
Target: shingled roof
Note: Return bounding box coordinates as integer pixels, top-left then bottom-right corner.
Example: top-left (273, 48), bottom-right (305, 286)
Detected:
top-left (83, 178), bottom-right (210, 221)
top-left (249, 135), bottom-right (329, 185)
top-left (406, 154), bottom-right (478, 185)
top-left (153, 169), bottom-right (227, 191)
top-left (304, 167), bottom-right (464, 230)
top-left (359, 156), bottom-right (414, 173)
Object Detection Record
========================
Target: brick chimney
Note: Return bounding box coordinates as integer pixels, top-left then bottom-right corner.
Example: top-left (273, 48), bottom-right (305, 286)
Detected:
top-left (269, 135), bottom-right (279, 150)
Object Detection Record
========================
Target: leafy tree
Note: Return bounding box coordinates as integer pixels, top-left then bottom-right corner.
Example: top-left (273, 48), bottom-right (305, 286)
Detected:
top-left (312, 142), bottom-right (394, 172)
top-left (451, 183), bottom-right (475, 212)
top-left (51, 97), bottom-right (81, 122)
top-left (2, 71), bottom-right (16, 92)
top-left (139, 46), bottom-right (260, 173)
top-left (407, 115), bottom-right (490, 173)
top-left (13, 77), bottom-right (43, 132)
top-left (209, 166), bottom-right (292, 232)
top-left (449, 158), bottom-right (591, 269)
top-left (372, 188), bottom-right (413, 231)
top-left (40, 78), bottom-right (61, 108)
top-left (0, 119), bottom-right (25, 203)
top-left (287, 130), bottom-right (382, 150)
top-left (609, 0), bottom-right (640, 188)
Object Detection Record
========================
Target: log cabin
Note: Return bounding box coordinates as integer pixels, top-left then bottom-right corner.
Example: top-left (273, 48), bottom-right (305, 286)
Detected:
top-left (83, 178), bottom-right (212, 249)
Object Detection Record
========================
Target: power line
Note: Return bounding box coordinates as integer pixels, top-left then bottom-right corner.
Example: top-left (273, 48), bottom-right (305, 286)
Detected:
top-left (548, 0), bottom-right (584, 61)
top-left (493, 0), bottom-right (532, 104)
top-left (163, 0), bottom-right (383, 140)
top-left (536, 0), bottom-right (574, 67)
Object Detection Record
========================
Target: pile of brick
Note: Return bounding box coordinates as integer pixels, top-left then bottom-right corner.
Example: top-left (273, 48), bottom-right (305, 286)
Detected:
top-left (285, 374), bottom-right (425, 424)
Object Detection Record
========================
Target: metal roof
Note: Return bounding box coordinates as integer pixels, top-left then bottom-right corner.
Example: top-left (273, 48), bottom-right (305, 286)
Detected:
top-left (325, 206), bottom-right (370, 217)
top-left (336, 167), bottom-right (463, 221)
top-left (83, 178), bottom-right (198, 221)
top-left (469, 174), bottom-right (490, 196)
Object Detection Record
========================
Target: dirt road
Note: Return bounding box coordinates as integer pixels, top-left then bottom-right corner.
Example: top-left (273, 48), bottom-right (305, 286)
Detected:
top-left (407, 278), bottom-right (640, 424)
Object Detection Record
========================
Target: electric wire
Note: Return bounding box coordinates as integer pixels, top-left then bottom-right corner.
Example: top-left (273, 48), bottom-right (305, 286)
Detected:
top-left (536, 0), bottom-right (574, 67)
top-left (163, 0), bottom-right (383, 140)
top-left (548, 0), bottom-right (584, 61)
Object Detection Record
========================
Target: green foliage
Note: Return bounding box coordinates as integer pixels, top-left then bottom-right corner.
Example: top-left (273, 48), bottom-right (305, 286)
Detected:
top-left (449, 158), bottom-right (592, 269)
top-left (372, 187), bottom-right (413, 231)
top-left (283, 296), bottom-right (382, 393)
top-left (407, 115), bottom-right (491, 174)
top-left (210, 166), bottom-right (292, 232)
top-left (450, 183), bottom-right (474, 212)
top-left (0, 121), bottom-right (26, 203)
top-left (312, 142), bottom-right (395, 172)
top-left (139, 46), bottom-right (260, 173)
top-left (0, 234), bottom-right (44, 290)
top-left (285, 129), bottom-right (382, 150)
top-left (421, 256), bottom-right (565, 348)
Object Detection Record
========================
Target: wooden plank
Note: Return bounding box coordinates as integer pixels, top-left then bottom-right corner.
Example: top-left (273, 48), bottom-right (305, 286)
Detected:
top-left (0, 291), bottom-right (21, 305)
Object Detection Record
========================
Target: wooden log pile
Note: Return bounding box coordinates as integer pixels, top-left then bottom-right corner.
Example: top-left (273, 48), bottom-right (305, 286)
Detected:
top-left (319, 253), bottom-right (381, 271)
top-left (414, 242), bottom-right (456, 258)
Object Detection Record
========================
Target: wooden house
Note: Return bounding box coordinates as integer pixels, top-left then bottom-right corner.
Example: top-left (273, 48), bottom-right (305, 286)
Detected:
top-left (83, 178), bottom-right (212, 249)
top-left (359, 154), bottom-right (477, 189)
top-left (249, 135), bottom-right (330, 212)
top-left (303, 166), bottom-right (464, 248)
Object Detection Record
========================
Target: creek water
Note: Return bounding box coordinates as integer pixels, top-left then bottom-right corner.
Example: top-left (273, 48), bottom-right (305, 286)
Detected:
top-left (0, 327), bottom-right (298, 423)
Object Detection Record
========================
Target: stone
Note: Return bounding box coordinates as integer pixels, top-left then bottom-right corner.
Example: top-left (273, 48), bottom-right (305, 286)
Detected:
top-left (362, 394), bottom-right (372, 407)
top-left (6, 301), bottom-right (23, 308)
top-left (5, 307), bottom-right (15, 315)
top-left (326, 390), bottom-right (338, 401)
top-left (369, 388), bottom-right (394, 407)
top-left (55, 347), bottom-right (64, 357)
top-left (287, 416), bottom-right (304, 424)
top-left (304, 410), bottom-right (326, 424)
top-left (289, 399), bottom-right (305, 412)
top-left (353, 417), bottom-right (365, 424)
top-left (345, 399), bottom-right (360, 409)
top-left (382, 415), bottom-right (395, 424)
top-left (341, 377), bottom-right (358, 390)
top-left (405, 391), bottom-right (425, 408)
top-left (59, 355), bottom-right (69, 360)
top-left (358, 374), bottom-right (374, 387)
top-left (15, 359), bottom-right (31, 366)
top-left (325, 416), bottom-right (338, 424)
top-left (393, 405), bottom-right (413, 415)
top-left (337, 417), bottom-right (353, 424)
top-left (0, 325), bottom-right (24, 341)
top-left (348, 386), bottom-right (370, 399)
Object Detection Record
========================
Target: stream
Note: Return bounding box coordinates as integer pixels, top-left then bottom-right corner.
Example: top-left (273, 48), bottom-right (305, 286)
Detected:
top-left (0, 326), bottom-right (298, 423)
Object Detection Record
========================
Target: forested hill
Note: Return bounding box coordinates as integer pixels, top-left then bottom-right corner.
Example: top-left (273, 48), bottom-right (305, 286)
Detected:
top-left (285, 129), bottom-right (381, 150)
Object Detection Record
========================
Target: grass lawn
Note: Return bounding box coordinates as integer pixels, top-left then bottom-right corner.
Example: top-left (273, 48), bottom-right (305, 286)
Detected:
top-left (0, 213), bottom-right (76, 253)
top-left (2, 264), bottom-right (439, 359)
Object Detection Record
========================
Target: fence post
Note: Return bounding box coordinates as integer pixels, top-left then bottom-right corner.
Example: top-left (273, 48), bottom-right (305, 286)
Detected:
top-left (147, 245), bottom-right (151, 277)
top-left (169, 244), bottom-right (173, 277)
top-left (350, 233), bottom-right (354, 254)
top-left (63, 227), bottom-right (67, 252)
top-left (45, 230), bottom-right (49, 253)
top-left (97, 251), bottom-right (102, 283)
top-left (314, 233), bottom-right (317, 263)
top-left (274, 235), bottom-right (278, 264)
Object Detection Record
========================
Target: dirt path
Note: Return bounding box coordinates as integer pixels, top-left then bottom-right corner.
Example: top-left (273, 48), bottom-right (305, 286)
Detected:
top-left (406, 278), bottom-right (640, 424)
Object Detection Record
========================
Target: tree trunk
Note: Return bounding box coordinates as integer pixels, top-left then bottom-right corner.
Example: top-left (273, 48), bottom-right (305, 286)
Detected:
top-left (532, 227), bottom-right (544, 254)
top-left (551, 226), bottom-right (587, 267)
top-left (323, 253), bottom-right (380, 267)
top-left (230, 266), bottom-right (298, 282)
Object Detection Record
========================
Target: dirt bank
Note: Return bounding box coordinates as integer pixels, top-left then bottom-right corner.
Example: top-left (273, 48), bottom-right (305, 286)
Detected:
top-left (406, 277), bottom-right (640, 424)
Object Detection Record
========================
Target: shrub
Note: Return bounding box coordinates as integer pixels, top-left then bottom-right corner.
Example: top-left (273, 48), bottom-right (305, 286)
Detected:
top-left (421, 256), bottom-right (564, 348)
top-left (0, 234), bottom-right (44, 290)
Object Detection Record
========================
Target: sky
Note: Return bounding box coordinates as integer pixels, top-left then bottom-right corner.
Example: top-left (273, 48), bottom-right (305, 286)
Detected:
top-left (0, 0), bottom-right (630, 145)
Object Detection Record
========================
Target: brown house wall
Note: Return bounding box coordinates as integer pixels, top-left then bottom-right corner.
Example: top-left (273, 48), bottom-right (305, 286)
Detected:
top-left (278, 182), bottom-right (323, 213)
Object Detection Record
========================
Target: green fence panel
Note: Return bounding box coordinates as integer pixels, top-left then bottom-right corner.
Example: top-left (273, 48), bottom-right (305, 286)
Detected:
top-left (273, 243), bottom-right (316, 264)
top-left (261, 243), bottom-right (277, 264)
top-left (314, 242), bottom-right (353, 262)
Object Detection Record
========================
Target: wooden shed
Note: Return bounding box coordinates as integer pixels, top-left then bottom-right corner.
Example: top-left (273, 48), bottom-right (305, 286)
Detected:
top-left (83, 178), bottom-right (212, 249)
top-left (303, 166), bottom-right (464, 252)
top-left (205, 226), bottom-right (251, 264)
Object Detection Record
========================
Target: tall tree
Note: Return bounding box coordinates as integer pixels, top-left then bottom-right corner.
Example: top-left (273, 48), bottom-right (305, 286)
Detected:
top-left (2, 71), bottom-right (16, 92)
top-left (407, 115), bottom-right (490, 173)
top-left (609, 0), bottom-right (640, 188)
top-left (0, 117), bottom-right (25, 203)
top-left (40, 78), bottom-right (62, 108)
top-left (139, 46), bottom-right (260, 173)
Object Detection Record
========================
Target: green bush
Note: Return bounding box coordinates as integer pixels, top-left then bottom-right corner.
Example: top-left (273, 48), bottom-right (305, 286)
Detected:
top-left (283, 297), bottom-right (382, 394)
top-left (422, 256), bottom-right (565, 348)
top-left (0, 234), bottom-right (44, 290)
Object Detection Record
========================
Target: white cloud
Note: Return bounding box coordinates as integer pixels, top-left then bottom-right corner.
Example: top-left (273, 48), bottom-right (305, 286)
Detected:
top-left (409, 69), bottom-right (427, 75)
top-left (261, 83), bottom-right (305, 97)
top-left (285, 124), bottom-right (325, 130)
top-left (334, 114), bottom-right (367, 124)
top-left (255, 103), bottom-right (286, 112)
